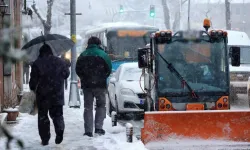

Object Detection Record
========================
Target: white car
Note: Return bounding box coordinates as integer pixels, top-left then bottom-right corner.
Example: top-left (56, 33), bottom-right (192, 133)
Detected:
top-left (107, 62), bottom-right (146, 117)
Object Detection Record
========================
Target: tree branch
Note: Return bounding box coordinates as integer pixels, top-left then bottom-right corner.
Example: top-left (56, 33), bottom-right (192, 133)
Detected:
top-left (161, 0), bottom-right (171, 29)
top-left (31, 3), bottom-right (47, 27)
top-left (46, 0), bottom-right (54, 28)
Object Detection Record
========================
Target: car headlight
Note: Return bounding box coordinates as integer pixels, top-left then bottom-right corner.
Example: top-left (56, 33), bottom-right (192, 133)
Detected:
top-left (120, 89), bottom-right (134, 96)
top-left (65, 52), bottom-right (71, 59)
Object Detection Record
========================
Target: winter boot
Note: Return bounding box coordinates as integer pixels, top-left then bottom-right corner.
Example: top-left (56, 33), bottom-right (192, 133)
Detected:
top-left (95, 129), bottom-right (105, 135)
top-left (55, 135), bottom-right (63, 144)
top-left (83, 132), bottom-right (93, 137)
top-left (41, 140), bottom-right (49, 146)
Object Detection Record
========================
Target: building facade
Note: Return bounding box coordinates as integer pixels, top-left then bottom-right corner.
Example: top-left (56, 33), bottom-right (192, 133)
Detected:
top-left (0, 0), bottom-right (23, 111)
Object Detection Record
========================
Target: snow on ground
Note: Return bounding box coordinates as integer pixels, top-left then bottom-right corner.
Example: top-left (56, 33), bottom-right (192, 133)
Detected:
top-left (1, 86), bottom-right (250, 149)
top-left (0, 84), bottom-right (146, 150)
top-left (146, 139), bottom-right (250, 150)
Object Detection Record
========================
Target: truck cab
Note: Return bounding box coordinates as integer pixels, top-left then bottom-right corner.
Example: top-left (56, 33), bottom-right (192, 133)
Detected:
top-left (138, 29), bottom-right (241, 111)
top-left (138, 19), bottom-right (249, 145)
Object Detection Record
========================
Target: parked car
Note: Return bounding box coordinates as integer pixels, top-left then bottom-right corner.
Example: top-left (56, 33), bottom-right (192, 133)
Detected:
top-left (107, 62), bottom-right (146, 118)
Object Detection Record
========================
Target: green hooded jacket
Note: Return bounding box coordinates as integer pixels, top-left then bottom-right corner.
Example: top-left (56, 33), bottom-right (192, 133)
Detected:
top-left (80, 44), bottom-right (112, 70)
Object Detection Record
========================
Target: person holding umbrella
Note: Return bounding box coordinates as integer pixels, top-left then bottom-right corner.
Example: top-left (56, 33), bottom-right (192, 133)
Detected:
top-left (29, 43), bottom-right (70, 145)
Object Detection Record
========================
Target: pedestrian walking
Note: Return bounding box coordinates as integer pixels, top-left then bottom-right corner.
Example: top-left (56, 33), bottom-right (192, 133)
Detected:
top-left (29, 43), bottom-right (70, 145)
top-left (76, 36), bottom-right (112, 137)
top-left (23, 61), bottom-right (31, 84)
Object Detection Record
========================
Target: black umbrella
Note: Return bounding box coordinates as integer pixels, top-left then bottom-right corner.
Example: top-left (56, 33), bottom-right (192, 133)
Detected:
top-left (21, 33), bottom-right (75, 61)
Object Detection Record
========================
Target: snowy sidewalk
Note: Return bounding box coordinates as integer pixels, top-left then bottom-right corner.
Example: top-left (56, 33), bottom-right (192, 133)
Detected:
top-left (0, 86), bottom-right (146, 150)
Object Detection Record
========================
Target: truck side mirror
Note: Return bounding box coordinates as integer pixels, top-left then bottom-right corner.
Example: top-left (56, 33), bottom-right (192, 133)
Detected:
top-left (138, 48), bottom-right (149, 68)
top-left (230, 46), bottom-right (240, 67)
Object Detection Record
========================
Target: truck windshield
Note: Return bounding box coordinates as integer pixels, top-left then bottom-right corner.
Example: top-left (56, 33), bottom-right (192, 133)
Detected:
top-left (157, 40), bottom-right (228, 96)
top-left (228, 46), bottom-right (250, 64)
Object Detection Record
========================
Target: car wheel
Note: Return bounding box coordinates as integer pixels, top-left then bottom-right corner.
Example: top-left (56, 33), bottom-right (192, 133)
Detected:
top-left (108, 93), bottom-right (115, 116)
top-left (114, 95), bottom-right (123, 119)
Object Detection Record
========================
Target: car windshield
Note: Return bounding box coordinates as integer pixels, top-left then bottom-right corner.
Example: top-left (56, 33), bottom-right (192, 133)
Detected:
top-left (228, 46), bottom-right (250, 64)
top-left (121, 67), bottom-right (142, 81)
top-left (106, 30), bottom-right (155, 60)
top-left (157, 40), bottom-right (228, 96)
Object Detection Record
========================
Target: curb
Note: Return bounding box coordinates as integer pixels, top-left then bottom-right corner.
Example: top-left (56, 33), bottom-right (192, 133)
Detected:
top-left (0, 113), bottom-right (8, 125)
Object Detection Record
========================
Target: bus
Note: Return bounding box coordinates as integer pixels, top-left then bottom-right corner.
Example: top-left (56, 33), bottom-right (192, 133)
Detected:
top-left (83, 22), bottom-right (159, 72)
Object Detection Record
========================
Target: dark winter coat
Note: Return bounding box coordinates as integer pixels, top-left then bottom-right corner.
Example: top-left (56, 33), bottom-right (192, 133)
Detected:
top-left (76, 44), bottom-right (112, 89)
top-left (29, 55), bottom-right (70, 106)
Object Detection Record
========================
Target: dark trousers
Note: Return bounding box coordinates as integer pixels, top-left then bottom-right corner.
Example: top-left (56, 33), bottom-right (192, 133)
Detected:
top-left (38, 103), bottom-right (65, 142)
top-left (83, 88), bottom-right (106, 133)
top-left (64, 79), bottom-right (68, 90)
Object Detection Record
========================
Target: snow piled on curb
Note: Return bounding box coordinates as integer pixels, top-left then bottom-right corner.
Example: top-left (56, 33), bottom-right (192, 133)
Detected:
top-left (0, 86), bottom-right (146, 150)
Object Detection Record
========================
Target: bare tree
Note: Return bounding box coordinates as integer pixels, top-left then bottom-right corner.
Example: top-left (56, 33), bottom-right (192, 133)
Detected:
top-left (31, 0), bottom-right (55, 35)
top-left (225, 0), bottom-right (231, 30)
top-left (172, 12), bottom-right (180, 32)
top-left (172, 0), bottom-right (187, 31)
top-left (204, 0), bottom-right (217, 28)
top-left (161, 0), bottom-right (171, 29)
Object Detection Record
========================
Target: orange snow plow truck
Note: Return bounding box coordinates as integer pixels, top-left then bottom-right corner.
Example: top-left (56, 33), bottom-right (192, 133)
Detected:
top-left (138, 19), bottom-right (250, 144)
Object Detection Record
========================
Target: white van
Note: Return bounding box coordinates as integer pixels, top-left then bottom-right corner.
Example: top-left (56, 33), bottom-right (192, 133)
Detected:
top-left (227, 30), bottom-right (250, 98)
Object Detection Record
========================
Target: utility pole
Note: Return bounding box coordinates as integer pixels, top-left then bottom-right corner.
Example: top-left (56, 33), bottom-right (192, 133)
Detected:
top-left (188, 0), bottom-right (191, 30)
top-left (65, 0), bottom-right (82, 108)
top-left (225, 0), bottom-right (231, 30)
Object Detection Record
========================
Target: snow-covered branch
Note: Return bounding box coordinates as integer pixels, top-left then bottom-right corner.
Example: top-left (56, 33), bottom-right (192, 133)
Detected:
top-left (31, 0), bottom-right (55, 35)
top-left (162, 0), bottom-right (171, 29)
top-left (31, 3), bottom-right (46, 27)
top-left (46, 0), bottom-right (54, 29)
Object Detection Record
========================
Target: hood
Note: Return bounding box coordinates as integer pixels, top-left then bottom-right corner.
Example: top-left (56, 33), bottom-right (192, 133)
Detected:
top-left (111, 60), bottom-right (136, 72)
top-left (120, 80), bottom-right (144, 94)
top-left (230, 64), bottom-right (250, 72)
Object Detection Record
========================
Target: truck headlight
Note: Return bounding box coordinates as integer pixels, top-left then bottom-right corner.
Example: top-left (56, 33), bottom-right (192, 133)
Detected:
top-left (120, 89), bottom-right (134, 96)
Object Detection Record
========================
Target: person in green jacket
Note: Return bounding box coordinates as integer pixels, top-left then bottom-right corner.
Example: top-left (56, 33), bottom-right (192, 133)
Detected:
top-left (76, 36), bottom-right (112, 137)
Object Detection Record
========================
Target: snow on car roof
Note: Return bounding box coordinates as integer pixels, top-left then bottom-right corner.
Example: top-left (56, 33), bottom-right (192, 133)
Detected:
top-left (85, 22), bottom-right (158, 35)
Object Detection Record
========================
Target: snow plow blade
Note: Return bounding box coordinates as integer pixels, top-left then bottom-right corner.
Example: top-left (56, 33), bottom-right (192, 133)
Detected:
top-left (141, 110), bottom-right (250, 144)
